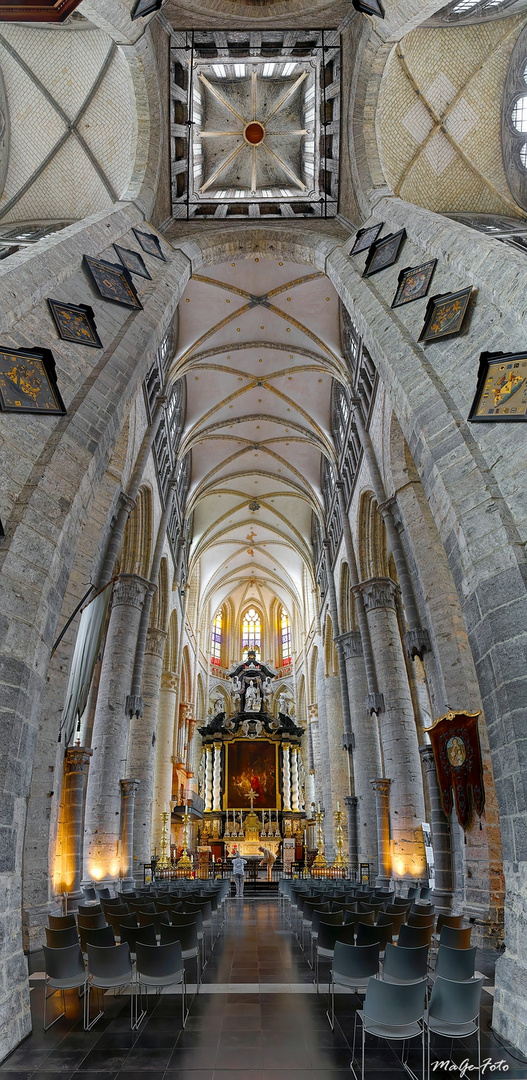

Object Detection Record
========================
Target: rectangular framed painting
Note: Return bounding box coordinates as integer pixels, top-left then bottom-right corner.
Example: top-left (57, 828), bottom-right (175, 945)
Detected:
top-left (47, 299), bottom-right (102, 348)
top-left (349, 222), bottom-right (383, 257)
top-left (0, 347), bottom-right (66, 415)
top-left (113, 244), bottom-right (151, 280)
top-left (83, 256), bottom-right (143, 310)
top-left (391, 258), bottom-right (437, 308)
top-left (468, 351), bottom-right (527, 421)
top-left (225, 740), bottom-right (278, 810)
top-left (418, 286), bottom-right (472, 343)
top-left (131, 0), bottom-right (162, 19)
top-left (363, 229), bottom-right (406, 277)
top-left (132, 227), bottom-right (166, 261)
top-left (352, 0), bottom-right (385, 15)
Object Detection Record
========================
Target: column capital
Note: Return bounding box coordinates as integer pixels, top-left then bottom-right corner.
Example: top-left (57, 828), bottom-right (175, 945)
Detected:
top-left (112, 573), bottom-right (152, 610)
top-left (419, 744), bottom-right (436, 770)
top-left (338, 630), bottom-right (363, 659)
top-left (344, 795), bottom-right (358, 808)
top-left (354, 576), bottom-right (399, 612)
top-left (161, 670), bottom-right (179, 692)
top-left (125, 694), bottom-right (144, 719)
top-left (342, 732), bottom-right (355, 751)
top-left (377, 496), bottom-right (403, 531)
top-left (308, 703), bottom-right (318, 719)
top-left (371, 777), bottom-right (391, 796)
top-left (64, 746), bottom-right (93, 773)
top-left (145, 627), bottom-right (168, 658)
top-left (120, 778), bottom-right (140, 798)
top-left (365, 692), bottom-right (385, 715)
top-left (404, 627), bottom-right (431, 661)
top-left (118, 492), bottom-right (136, 515)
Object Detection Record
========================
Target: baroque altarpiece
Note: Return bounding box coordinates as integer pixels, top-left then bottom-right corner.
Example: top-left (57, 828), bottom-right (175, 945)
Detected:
top-left (197, 651), bottom-right (307, 859)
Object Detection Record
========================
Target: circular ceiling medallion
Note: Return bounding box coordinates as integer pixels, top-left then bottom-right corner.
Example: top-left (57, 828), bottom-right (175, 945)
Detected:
top-left (244, 121), bottom-right (265, 145)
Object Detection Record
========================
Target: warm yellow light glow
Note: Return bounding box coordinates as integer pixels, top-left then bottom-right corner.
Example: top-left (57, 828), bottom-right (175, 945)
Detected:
top-left (89, 864), bottom-right (105, 880)
top-left (393, 856), bottom-right (406, 877)
top-left (109, 860), bottom-right (120, 877)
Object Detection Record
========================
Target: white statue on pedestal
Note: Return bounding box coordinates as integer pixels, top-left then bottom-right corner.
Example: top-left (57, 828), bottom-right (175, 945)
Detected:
top-left (245, 679), bottom-right (261, 712)
top-left (278, 691), bottom-right (289, 716)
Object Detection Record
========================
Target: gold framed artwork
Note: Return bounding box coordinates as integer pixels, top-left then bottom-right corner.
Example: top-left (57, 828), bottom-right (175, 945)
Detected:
top-left (113, 244), bottom-right (151, 280)
top-left (0, 347), bottom-right (66, 415)
top-left (363, 229), bottom-right (406, 277)
top-left (47, 299), bottom-right (102, 348)
top-left (468, 351), bottom-right (527, 422)
top-left (418, 287), bottom-right (473, 343)
top-left (349, 222), bottom-right (383, 257)
top-left (224, 739), bottom-right (279, 810)
top-left (132, 228), bottom-right (166, 261)
top-left (83, 256), bottom-right (143, 310)
top-left (391, 259), bottom-right (437, 308)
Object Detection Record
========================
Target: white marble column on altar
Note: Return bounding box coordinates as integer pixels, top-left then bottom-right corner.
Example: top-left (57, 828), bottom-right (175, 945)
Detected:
top-left (291, 746), bottom-right (300, 811)
top-left (212, 742), bottom-right (222, 811)
top-left (282, 743), bottom-right (292, 811)
top-left (206, 747), bottom-right (213, 812)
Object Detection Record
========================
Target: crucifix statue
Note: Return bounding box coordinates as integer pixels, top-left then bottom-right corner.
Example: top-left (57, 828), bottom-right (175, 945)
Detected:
top-left (245, 786), bottom-right (257, 811)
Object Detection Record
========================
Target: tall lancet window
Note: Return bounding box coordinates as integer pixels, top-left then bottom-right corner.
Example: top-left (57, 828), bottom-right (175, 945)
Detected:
top-left (242, 607), bottom-right (261, 656)
top-left (211, 607), bottom-right (223, 666)
top-left (281, 607), bottom-right (291, 666)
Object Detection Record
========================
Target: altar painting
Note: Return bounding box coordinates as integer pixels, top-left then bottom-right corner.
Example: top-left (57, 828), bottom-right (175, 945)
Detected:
top-left (226, 740), bottom-right (277, 809)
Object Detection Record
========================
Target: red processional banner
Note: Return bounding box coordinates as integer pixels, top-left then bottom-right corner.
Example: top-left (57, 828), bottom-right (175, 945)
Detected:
top-left (424, 709), bottom-right (485, 830)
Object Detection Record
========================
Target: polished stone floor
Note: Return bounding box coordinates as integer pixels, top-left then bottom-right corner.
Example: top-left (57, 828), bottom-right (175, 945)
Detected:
top-left (2, 898), bottom-right (525, 1080)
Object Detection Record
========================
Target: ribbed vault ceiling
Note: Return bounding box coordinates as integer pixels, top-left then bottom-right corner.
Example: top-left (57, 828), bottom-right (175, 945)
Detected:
top-left (172, 256), bottom-right (345, 618)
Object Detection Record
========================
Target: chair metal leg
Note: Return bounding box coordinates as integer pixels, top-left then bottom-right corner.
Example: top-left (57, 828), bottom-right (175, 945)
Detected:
top-left (43, 982), bottom-right (66, 1031)
top-left (327, 972), bottom-right (335, 1031)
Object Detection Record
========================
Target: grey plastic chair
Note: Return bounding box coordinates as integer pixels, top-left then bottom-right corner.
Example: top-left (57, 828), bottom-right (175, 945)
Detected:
top-left (82, 886), bottom-right (98, 903)
top-left (45, 925), bottom-right (79, 949)
top-left (95, 887), bottom-right (112, 900)
top-left (398, 922), bottom-right (434, 949)
top-left (315, 920), bottom-right (355, 992)
top-left (48, 913), bottom-right (77, 931)
top-left (356, 921), bottom-right (393, 953)
top-left (135, 941), bottom-right (186, 1026)
top-left (78, 911), bottom-right (107, 934)
top-left (80, 924), bottom-right (115, 953)
top-left (43, 943), bottom-right (88, 1031)
top-left (439, 924), bottom-right (472, 950)
top-left (160, 920), bottom-right (202, 989)
top-left (408, 911), bottom-right (435, 928)
top-left (86, 942), bottom-right (141, 1030)
top-left (78, 904), bottom-right (103, 916)
top-left (406, 886), bottom-right (420, 900)
top-left (383, 942), bottom-right (429, 985)
top-left (353, 975), bottom-right (426, 1080)
top-left (435, 913), bottom-right (463, 935)
top-left (328, 941), bottom-right (380, 1030)
top-left (426, 975), bottom-right (484, 1079)
top-left (378, 909), bottom-right (405, 939)
top-left (118, 921), bottom-right (157, 960)
top-left (434, 944), bottom-right (484, 984)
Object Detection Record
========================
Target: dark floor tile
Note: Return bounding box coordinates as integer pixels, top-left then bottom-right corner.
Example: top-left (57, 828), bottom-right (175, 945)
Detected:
top-left (77, 1047), bottom-right (131, 1072)
top-left (90, 1030), bottom-right (138, 1049)
top-left (132, 1029), bottom-right (177, 1049)
top-left (222, 1015), bottom-right (262, 1031)
top-left (169, 1046), bottom-right (219, 1069)
top-left (164, 1072), bottom-right (214, 1080)
top-left (212, 1073), bottom-right (264, 1080)
top-left (215, 1047), bottom-right (264, 1069)
top-left (218, 1030), bottom-right (263, 1049)
top-left (0, 1050), bottom-right (50, 1071)
top-left (262, 1048), bottom-right (312, 1070)
top-left (68, 1074), bottom-right (117, 1080)
top-left (119, 1048), bottom-right (172, 1071)
top-left (37, 1047), bottom-right (91, 1071)
top-left (176, 1030), bottom-right (220, 1050)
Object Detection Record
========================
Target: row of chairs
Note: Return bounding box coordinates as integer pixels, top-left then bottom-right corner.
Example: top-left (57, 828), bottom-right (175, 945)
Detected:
top-left (43, 880), bottom-right (230, 1031)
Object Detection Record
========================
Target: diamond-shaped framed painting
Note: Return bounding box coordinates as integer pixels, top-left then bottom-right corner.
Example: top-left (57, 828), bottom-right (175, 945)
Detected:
top-left (83, 256), bottom-right (143, 310)
top-left (349, 222), bottom-right (383, 257)
top-left (132, 228), bottom-right (166, 262)
top-left (352, 0), bottom-right (385, 16)
top-left (468, 351), bottom-right (527, 422)
top-left (363, 229), bottom-right (406, 277)
top-left (113, 244), bottom-right (152, 280)
top-left (418, 287), bottom-right (473, 343)
top-left (131, 0), bottom-right (162, 20)
top-left (47, 299), bottom-right (103, 348)
top-left (0, 346), bottom-right (66, 415)
top-left (392, 259), bottom-right (437, 308)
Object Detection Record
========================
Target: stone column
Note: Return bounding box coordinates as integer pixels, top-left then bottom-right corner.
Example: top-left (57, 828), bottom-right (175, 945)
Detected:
top-left (307, 704), bottom-right (322, 809)
top-left (84, 574), bottom-right (150, 887)
top-left (204, 745), bottom-right (213, 812)
top-left (282, 744), bottom-right (292, 811)
top-left (60, 746), bottom-right (92, 901)
top-left (420, 745), bottom-right (453, 910)
top-left (151, 670), bottom-right (178, 856)
top-left (354, 577), bottom-right (426, 884)
top-left (212, 742), bottom-right (222, 811)
top-left (291, 746), bottom-right (300, 811)
top-left (127, 627), bottom-right (167, 876)
top-left (340, 629), bottom-right (381, 874)
top-left (371, 779), bottom-right (392, 887)
top-left (315, 656), bottom-right (335, 858)
top-left (344, 795), bottom-right (359, 871)
top-left (119, 778), bottom-right (139, 889)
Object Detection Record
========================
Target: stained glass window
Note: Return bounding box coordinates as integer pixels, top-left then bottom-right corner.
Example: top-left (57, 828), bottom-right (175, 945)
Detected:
top-left (211, 607), bottom-right (222, 665)
top-left (242, 607), bottom-right (261, 654)
top-left (281, 607), bottom-right (291, 666)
